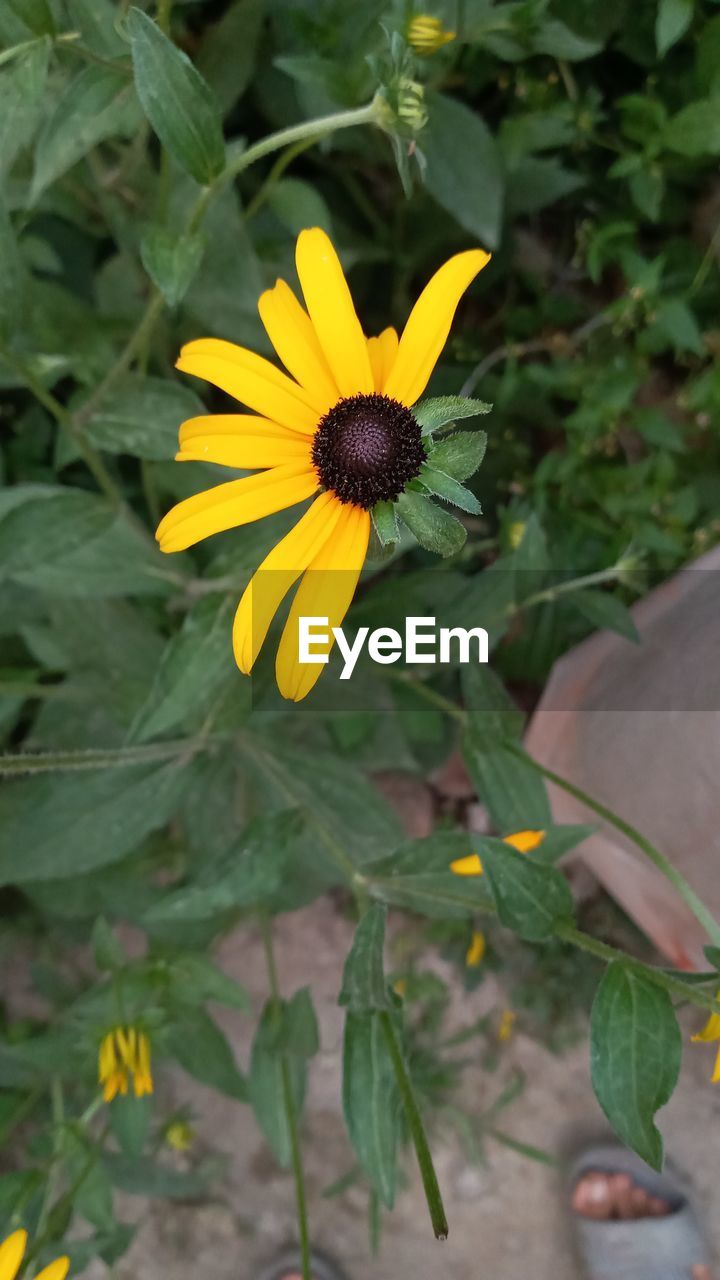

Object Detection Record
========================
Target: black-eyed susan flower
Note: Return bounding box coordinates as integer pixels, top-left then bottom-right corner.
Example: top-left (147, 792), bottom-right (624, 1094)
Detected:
top-left (157, 227), bottom-right (490, 701)
top-left (465, 929), bottom-right (486, 967)
top-left (691, 1004), bottom-right (720, 1083)
top-left (0, 1231), bottom-right (68, 1280)
top-left (450, 829), bottom-right (546, 877)
top-left (98, 1025), bottom-right (153, 1102)
top-left (408, 14), bottom-right (456, 55)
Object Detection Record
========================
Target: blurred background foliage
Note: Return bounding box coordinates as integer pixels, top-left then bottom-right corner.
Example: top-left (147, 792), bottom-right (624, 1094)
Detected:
top-left (1, 0), bottom-right (720, 1268)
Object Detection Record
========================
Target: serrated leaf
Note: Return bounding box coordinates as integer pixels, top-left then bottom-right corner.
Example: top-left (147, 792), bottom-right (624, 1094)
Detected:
top-left (425, 430), bottom-right (487, 481)
top-left (342, 1012), bottom-right (400, 1207)
top-left (396, 490), bottom-right (466, 557)
top-left (339, 905), bottom-right (393, 1013)
top-left (366, 833), bottom-right (494, 919)
top-left (80, 374), bottom-right (204, 461)
top-left (127, 7), bottom-right (225, 185)
top-left (590, 963), bottom-right (681, 1169)
top-left (249, 999), bottom-right (306, 1167)
top-left (140, 228), bottom-right (205, 308)
top-left (418, 465), bottom-right (482, 515)
top-left (414, 396), bottom-right (492, 437)
top-left (371, 501), bottom-right (398, 547)
top-left (32, 65), bottom-right (140, 200)
top-left (475, 837), bottom-right (574, 941)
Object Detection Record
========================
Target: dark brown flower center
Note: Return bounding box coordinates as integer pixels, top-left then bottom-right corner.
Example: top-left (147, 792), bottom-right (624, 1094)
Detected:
top-left (312, 393), bottom-right (425, 509)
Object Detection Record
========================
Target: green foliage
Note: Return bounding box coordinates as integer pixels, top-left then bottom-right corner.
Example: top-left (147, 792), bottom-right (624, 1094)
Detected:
top-left (1, 0), bottom-right (718, 1266)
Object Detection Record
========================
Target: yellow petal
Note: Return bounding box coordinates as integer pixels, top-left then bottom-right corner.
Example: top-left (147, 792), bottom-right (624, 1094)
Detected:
top-left (367, 327), bottom-right (399, 393)
top-left (692, 1012), bottom-right (720, 1043)
top-left (295, 228), bottom-right (374, 398)
top-left (384, 249), bottom-right (491, 407)
top-left (233, 491), bottom-right (344, 674)
top-left (34, 1258), bottom-right (70, 1280)
top-left (177, 338), bottom-right (319, 434)
top-left (275, 503), bottom-right (370, 701)
top-left (258, 279), bottom-right (339, 413)
top-left (156, 463), bottom-right (318, 554)
top-left (177, 415), bottom-right (313, 469)
top-left (0, 1231), bottom-right (27, 1280)
top-left (713, 1046), bottom-right (720, 1084)
top-left (503, 829), bottom-right (545, 854)
top-left (450, 853), bottom-right (483, 876)
top-left (465, 930), bottom-right (486, 967)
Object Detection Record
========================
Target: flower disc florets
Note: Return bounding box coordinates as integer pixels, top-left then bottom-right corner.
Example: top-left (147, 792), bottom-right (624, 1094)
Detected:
top-left (312, 392), bottom-right (426, 509)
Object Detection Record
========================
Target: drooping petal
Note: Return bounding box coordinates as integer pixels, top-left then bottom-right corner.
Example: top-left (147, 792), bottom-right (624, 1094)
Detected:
top-left (450, 853), bottom-right (483, 876)
top-left (295, 227), bottom-right (374, 398)
top-left (258, 279), bottom-right (339, 413)
top-left (276, 503), bottom-right (370, 701)
top-left (176, 338), bottom-right (320, 434)
top-left (177, 415), bottom-right (313, 469)
top-left (384, 249), bottom-right (491, 407)
top-left (156, 463), bottom-right (318, 554)
top-left (0, 1232), bottom-right (27, 1280)
top-left (233, 491), bottom-right (344, 674)
top-left (367, 327), bottom-right (399, 393)
top-left (33, 1258), bottom-right (70, 1280)
top-left (692, 1013), bottom-right (720, 1043)
top-left (503, 829), bottom-right (545, 853)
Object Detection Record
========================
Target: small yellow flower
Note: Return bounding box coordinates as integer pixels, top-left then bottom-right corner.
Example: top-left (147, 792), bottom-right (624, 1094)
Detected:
top-left (498, 1009), bottom-right (516, 1043)
top-left (450, 829), bottom-right (546, 876)
top-left (408, 14), bottom-right (456, 55)
top-left (0, 1231), bottom-right (69, 1280)
top-left (166, 1120), bottom-right (193, 1152)
top-left (692, 1004), bottom-right (720, 1084)
top-left (157, 227), bottom-right (490, 701)
top-left (465, 930), bottom-right (486, 967)
top-left (98, 1026), bottom-right (153, 1103)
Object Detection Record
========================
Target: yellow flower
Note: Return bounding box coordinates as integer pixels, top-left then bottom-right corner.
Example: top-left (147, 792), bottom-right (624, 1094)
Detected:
top-left (157, 227), bottom-right (490, 701)
top-left (0, 1231), bottom-right (69, 1280)
top-left (408, 14), bottom-right (456, 55)
top-left (165, 1119), bottom-right (193, 1151)
top-left (498, 1009), bottom-right (516, 1042)
top-left (692, 1004), bottom-right (720, 1084)
top-left (98, 1026), bottom-right (153, 1103)
top-left (465, 930), bottom-right (486, 967)
top-left (450, 829), bottom-right (546, 876)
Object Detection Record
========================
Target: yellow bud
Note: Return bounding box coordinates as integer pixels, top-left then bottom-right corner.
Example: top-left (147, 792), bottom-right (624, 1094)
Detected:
top-left (408, 14), bottom-right (456, 55)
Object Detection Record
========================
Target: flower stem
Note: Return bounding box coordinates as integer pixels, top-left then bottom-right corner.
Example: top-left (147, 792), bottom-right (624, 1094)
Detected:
top-left (261, 917), bottom-right (312, 1280)
top-left (379, 1011), bottom-right (449, 1241)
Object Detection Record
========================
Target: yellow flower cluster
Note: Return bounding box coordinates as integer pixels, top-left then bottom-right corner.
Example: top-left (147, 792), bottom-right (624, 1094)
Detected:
top-left (98, 1026), bottom-right (153, 1102)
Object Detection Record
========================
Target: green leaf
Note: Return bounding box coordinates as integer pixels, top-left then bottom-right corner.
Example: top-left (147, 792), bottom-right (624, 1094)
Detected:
top-left (342, 1012), bottom-right (400, 1207)
top-left (414, 396), bottom-right (492, 437)
top-left (64, 0), bottom-right (127, 55)
top-left (572, 589), bottom-right (640, 643)
top-left (166, 1006), bottom-right (247, 1100)
top-left (366, 833), bottom-right (494, 919)
top-left (127, 7), bottom-right (225, 185)
top-left (140, 228), bottom-right (206, 308)
top-left (6, 0), bottom-right (54, 35)
top-left (590, 963), bottom-right (682, 1169)
top-left (652, 298), bottom-right (704, 356)
top-left (282, 987), bottom-right (320, 1059)
top-left (664, 99), bottom-right (720, 155)
top-left (145, 811), bottom-right (301, 923)
top-left (371, 501), bottom-right (398, 547)
top-left (168, 953), bottom-right (250, 1011)
top-left (422, 92), bottom-right (504, 249)
top-left (267, 177), bottom-right (333, 237)
top-left (196, 0), bottom-right (265, 116)
top-left (31, 65), bottom-right (140, 200)
top-left (0, 34), bottom-right (50, 175)
top-left (339, 905), bottom-right (393, 1013)
top-left (249, 999), bottom-right (306, 1168)
top-left (505, 156), bottom-right (584, 216)
top-left (462, 734), bottom-right (551, 832)
top-left (105, 1153), bottom-right (219, 1198)
top-left (532, 18), bottom-right (602, 60)
top-left (91, 917), bottom-right (125, 971)
top-left (656, 0), bottom-right (693, 55)
top-left (130, 596), bottom-right (234, 742)
top-left (0, 196), bottom-right (26, 342)
top-left (418, 465), bottom-right (482, 515)
top-left (425, 431), bottom-right (487, 481)
top-left (109, 1094), bottom-right (152, 1158)
top-left (0, 761), bottom-right (188, 884)
top-left (475, 837), bottom-right (574, 941)
top-left (396, 491), bottom-right (466, 557)
top-left (80, 374), bottom-right (204, 461)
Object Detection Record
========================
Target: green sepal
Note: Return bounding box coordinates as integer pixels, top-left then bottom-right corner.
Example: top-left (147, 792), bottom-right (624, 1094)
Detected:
top-left (425, 429), bottom-right (488, 481)
top-left (371, 500), bottom-right (399, 547)
top-left (414, 395), bottom-right (492, 437)
top-left (418, 464), bottom-right (482, 515)
top-left (396, 490), bottom-right (466, 557)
